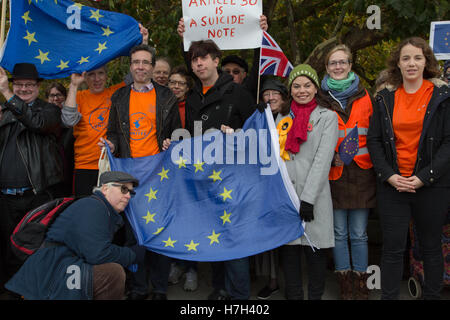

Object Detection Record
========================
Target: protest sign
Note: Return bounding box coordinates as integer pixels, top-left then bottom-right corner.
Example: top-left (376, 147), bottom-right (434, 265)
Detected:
top-left (182, 0), bottom-right (262, 51)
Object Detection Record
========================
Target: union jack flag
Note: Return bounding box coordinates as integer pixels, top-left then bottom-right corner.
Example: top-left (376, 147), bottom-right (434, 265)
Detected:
top-left (260, 31), bottom-right (293, 78)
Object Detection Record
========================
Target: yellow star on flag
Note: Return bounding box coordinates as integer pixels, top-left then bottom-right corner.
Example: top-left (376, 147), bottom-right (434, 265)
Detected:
top-left (220, 210), bottom-right (232, 225)
top-left (89, 9), bottom-right (104, 22)
top-left (22, 11), bottom-right (32, 25)
top-left (157, 167), bottom-right (169, 181)
top-left (95, 42), bottom-right (107, 54)
top-left (56, 60), bottom-right (69, 70)
top-left (77, 56), bottom-right (89, 64)
top-left (163, 237), bottom-right (177, 248)
top-left (185, 240), bottom-right (200, 252)
top-left (193, 160), bottom-right (205, 173)
top-left (142, 211), bottom-right (156, 224)
top-left (73, 3), bottom-right (84, 9)
top-left (35, 49), bottom-right (50, 64)
top-left (145, 187), bottom-right (158, 202)
top-left (153, 227), bottom-right (164, 235)
top-left (175, 156), bottom-right (187, 169)
top-left (219, 187), bottom-right (232, 202)
top-left (23, 30), bottom-right (37, 46)
top-left (208, 170), bottom-right (222, 182)
top-left (101, 26), bottom-right (114, 37)
top-left (207, 230), bottom-right (221, 245)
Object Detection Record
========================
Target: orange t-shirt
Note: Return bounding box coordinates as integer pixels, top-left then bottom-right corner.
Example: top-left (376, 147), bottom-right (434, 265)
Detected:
top-left (178, 100), bottom-right (186, 128)
top-left (73, 82), bottom-right (125, 169)
top-left (129, 89), bottom-right (159, 158)
top-left (203, 86), bottom-right (212, 94)
top-left (393, 80), bottom-right (434, 177)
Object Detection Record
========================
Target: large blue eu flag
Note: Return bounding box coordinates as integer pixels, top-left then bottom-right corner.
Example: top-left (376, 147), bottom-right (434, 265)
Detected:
top-left (430, 21), bottom-right (450, 60)
top-left (107, 109), bottom-right (304, 262)
top-left (0, 0), bottom-right (142, 79)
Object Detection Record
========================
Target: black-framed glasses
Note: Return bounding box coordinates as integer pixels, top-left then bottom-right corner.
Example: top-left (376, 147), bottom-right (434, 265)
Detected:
top-left (49, 93), bottom-right (64, 99)
top-left (168, 80), bottom-right (187, 87)
top-left (111, 183), bottom-right (136, 197)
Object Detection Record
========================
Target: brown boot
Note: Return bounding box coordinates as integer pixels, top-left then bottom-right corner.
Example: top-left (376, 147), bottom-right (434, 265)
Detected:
top-left (353, 271), bottom-right (369, 300)
top-left (336, 270), bottom-right (353, 300)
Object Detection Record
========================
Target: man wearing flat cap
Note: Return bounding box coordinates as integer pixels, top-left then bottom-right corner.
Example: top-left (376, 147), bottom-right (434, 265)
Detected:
top-left (5, 171), bottom-right (140, 300)
top-left (0, 63), bottom-right (64, 293)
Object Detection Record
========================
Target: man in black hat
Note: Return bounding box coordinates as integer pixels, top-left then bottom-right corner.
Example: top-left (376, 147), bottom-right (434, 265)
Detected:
top-left (0, 63), bottom-right (64, 293)
top-left (5, 171), bottom-right (141, 300)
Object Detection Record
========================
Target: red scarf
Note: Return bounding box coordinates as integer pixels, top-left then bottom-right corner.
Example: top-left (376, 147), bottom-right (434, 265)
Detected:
top-left (285, 98), bottom-right (317, 154)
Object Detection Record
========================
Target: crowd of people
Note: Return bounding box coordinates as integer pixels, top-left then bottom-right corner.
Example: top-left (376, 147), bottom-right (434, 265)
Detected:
top-left (0, 15), bottom-right (449, 301)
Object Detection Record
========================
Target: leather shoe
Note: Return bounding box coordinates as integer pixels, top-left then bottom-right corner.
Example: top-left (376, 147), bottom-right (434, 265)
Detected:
top-left (152, 292), bottom-right (167, 300)
top-left (126, 292), bottom-right (149, 300)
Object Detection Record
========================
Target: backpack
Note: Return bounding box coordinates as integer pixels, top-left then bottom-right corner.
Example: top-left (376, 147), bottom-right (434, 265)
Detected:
top-left (10, 197), bottom-right (77, 262)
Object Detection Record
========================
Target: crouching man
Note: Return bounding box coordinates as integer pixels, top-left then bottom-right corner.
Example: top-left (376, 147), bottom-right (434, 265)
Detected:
top-left (5, 171), bottom-right (140, 300)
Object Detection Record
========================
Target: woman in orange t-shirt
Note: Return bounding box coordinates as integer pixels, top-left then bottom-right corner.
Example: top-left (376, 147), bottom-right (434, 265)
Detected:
top-left (367, 37), bottom-right (450, 300)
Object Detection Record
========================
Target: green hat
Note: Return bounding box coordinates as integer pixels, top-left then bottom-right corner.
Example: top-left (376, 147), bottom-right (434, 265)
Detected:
top-left (288, 64), bottom-right (320, 89)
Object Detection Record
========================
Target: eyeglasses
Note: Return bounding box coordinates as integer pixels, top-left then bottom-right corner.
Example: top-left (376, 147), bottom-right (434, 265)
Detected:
top-left (12, 82), bottom-right (37, 89)
top-left (224, 68), bottom-right (244, 75)
top-left (131, 59), bottom-right (152, 66)
top-left (262, 91), bottom-right (282, 99)
top-left (49, 93), bottom-right (64, 99)
top-left (168, 80), bottom-right (187, 87)
top-left (328, 60), bottom-right (350, 67)
top-left (111, 183), bottom-right (136, 197)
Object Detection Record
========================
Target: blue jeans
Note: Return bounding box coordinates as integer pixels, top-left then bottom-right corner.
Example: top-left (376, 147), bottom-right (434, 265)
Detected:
top-left (333, 208), bottom-right (369, 272)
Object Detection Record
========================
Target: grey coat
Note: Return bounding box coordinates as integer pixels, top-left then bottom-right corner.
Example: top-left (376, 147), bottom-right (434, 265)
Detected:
top-left (276, 105), bottom-right (338, 248)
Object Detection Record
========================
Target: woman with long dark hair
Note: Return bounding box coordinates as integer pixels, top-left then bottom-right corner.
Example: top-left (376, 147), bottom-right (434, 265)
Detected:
top-left (367, 37), bottom-right (450, 299)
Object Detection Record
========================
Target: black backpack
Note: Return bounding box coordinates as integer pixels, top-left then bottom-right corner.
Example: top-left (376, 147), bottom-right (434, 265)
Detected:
top-left (10, 197), bottom-right (77, 262)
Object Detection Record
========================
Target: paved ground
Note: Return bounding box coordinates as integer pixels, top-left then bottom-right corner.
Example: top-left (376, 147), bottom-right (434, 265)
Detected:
top-left (164, 259), bottom-right (450, 300)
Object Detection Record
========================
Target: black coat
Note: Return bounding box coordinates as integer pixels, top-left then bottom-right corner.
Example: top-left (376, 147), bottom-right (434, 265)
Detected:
top-left (0, 96), bottom-right (63, 193)
top-left (107, 81), bottom-right (181, 158)
top-left (185, 72), bottom-right (255, 135)
top-left (367, 83), bottom-right (450, 187)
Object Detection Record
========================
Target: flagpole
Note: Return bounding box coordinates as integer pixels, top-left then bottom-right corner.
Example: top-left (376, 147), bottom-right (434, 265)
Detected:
top-left (0, 0), bottom-right (7, 48)
top-left (256, 35), bottom-right (262, 104)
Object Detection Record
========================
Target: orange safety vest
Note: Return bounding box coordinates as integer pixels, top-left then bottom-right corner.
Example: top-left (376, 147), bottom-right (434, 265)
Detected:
top-left (329, 91), bottom-right (373, 180)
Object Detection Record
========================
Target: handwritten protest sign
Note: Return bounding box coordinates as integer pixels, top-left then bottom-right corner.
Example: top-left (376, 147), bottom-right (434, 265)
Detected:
top-left (182, 0), bottom-right (262, 51)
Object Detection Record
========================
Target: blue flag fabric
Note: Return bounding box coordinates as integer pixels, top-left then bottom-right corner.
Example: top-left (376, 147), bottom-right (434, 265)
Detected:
top-left (107, 109), bottom-right (304, 262)
top-left (338, 124), bottom-right (359, 166)
top-left (430, 21), bottom-right (450, 60)
top-left (0, 0), bottom-right (142, 79)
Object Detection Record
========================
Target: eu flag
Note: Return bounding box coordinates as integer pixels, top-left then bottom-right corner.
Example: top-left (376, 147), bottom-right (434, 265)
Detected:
top-left (107, 109), bottom-right (304, 262)
top-left (0, 0), bottom-right (142, 79)
top-left (430, 21), bottom-right (450, 60)
top-left (339, 124), bottom-right (359, 166)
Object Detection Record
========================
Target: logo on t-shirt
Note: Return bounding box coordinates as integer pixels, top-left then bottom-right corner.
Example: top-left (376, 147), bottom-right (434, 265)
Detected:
top-left (130, 112), bottom-right (153, 140)
top-left (89, 107), bottom-right (109, 132)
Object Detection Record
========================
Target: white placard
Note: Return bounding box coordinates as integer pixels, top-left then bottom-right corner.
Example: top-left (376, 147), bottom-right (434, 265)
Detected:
top-left (182, 0), bottom-right (262, 51)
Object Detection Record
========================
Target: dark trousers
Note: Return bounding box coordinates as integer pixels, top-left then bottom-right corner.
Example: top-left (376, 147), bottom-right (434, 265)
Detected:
top-left (0, 190), bottom-right (52, 289)
top-left (211, 258), bottom-right (250, 300)
top-left (121, 219), bottom-right (171, 295)
top-left (377, 184), bottom-right (449, 300)
top-left (74, 169), bottom-right (99, 197)
top-left (279, 245), bottom-right (328, 300)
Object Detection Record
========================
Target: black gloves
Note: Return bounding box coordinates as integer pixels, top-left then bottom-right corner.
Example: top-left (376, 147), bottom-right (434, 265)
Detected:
top-left (256, 102), bottom-right (268, 113)
top-left (300, 200), bottom-right (314, 222)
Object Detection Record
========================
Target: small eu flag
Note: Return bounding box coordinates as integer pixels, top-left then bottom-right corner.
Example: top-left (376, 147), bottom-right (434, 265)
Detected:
top-left (107, 109), bottom-right (304, 262)
top-left (339, 124), bottom-right (359, 166)
top-left (0, 0), bottom-right (142, 79)
top-left (430, 21), bottom-right (450, 60)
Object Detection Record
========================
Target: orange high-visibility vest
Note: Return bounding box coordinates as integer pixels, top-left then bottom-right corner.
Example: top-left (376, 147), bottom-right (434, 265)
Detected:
top-left (329, 91), bottom-right (373, 180)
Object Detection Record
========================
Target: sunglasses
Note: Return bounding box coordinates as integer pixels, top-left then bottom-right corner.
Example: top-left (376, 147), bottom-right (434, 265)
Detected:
top-left (111, 183), bottom-right (136, 197)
